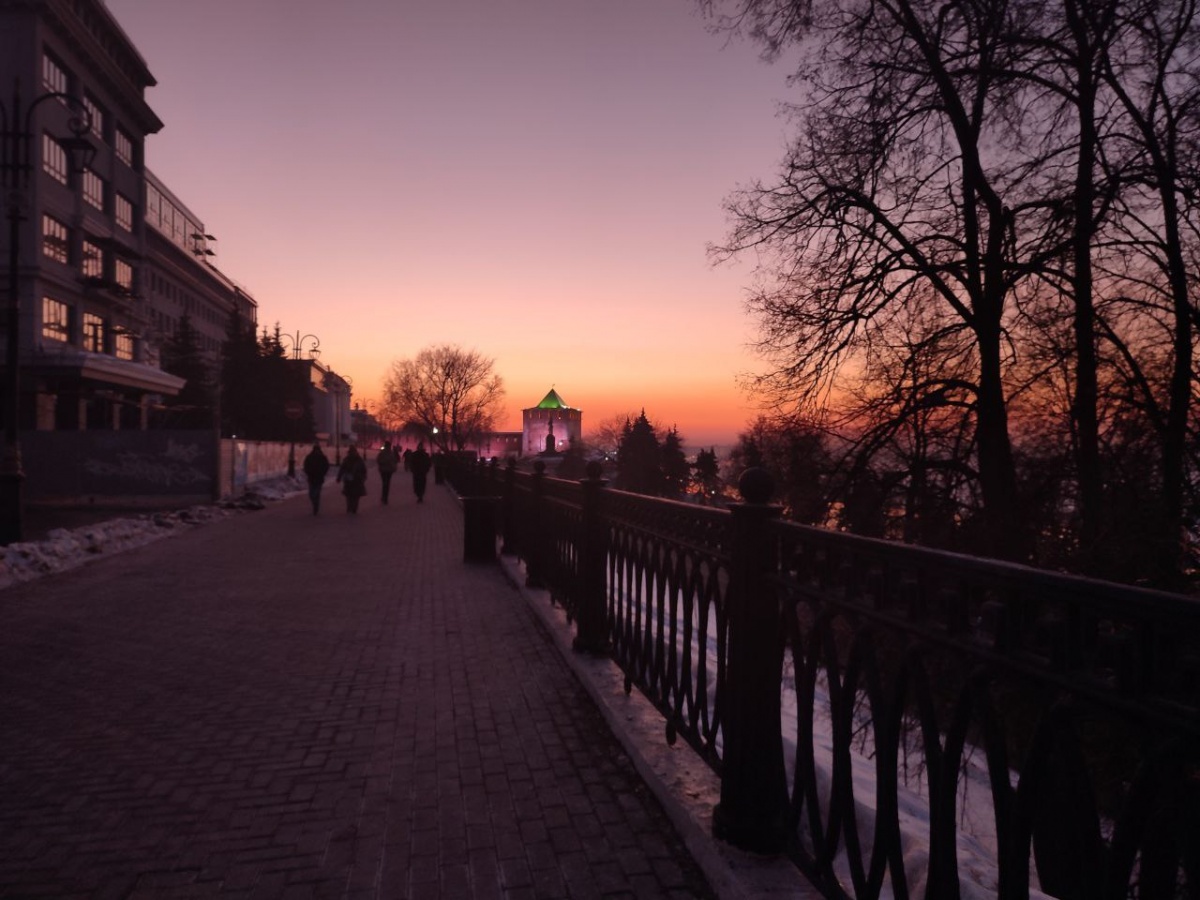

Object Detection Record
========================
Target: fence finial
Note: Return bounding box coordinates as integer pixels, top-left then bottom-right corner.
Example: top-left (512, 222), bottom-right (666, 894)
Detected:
top-left (738, 467), bottom-right (774, 504)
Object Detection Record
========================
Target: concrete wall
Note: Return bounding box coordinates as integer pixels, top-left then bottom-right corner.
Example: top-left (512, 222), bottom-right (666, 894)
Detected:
top-left (23, 429), bottom-right (219, 507)
top-left (217, 439), bottom-right (294, 498)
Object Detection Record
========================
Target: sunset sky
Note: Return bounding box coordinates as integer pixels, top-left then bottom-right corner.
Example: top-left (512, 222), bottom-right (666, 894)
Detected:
top-left (105, 0), bottom-right (794, 448)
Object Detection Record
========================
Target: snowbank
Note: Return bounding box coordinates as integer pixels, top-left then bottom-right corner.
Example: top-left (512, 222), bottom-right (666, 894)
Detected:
top-left (0, 476), bottom-right (306, 591)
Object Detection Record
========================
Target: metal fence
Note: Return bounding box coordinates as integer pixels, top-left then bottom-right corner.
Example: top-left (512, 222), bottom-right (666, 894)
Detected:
top-left (484, 459), bottom-right (1199, 899)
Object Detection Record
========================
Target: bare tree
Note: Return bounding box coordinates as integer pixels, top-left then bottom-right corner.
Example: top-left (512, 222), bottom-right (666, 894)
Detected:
top-left (382, 345), bottom-right (505, 454)
top-left (703, 0), bottom-right (1200, 585)
top-left (705, 0), bottom-right (1050, 560)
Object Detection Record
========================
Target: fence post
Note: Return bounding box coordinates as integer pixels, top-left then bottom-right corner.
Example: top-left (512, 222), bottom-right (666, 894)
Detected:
top-left (574, 461), bottom-right (610, 655)
top-left (525, 461), bottom-right (547, 588)
top-left (713, 467), bottom-right (788, 854)
top-left (500, 458), bottom-right (517, 556)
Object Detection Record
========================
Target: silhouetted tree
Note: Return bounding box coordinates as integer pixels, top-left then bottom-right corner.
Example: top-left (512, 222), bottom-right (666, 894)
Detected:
top-left (701, 0), bottom-right (1200, 587)
top-left (220, 310), bottom-right (260, 437)
top-left (382, 344), bottom-right (505, 454)
top-left (729, 416), bottom-right (832, 525)
top-left (156, 315), bottom-right (215, 429)
top-left (219, 316), bottom-right (313, 441)
top-left (615, 411), bottom-right (663, 495)
top-left (588, 411), bottom-right (663, 460)
top-left (660, 427), bottom-right (691, 499)
top-left (692, 447), bottom-right (722, 502)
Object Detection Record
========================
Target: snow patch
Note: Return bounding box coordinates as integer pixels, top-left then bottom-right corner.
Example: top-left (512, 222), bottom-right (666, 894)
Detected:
top-left (0, 476), bottom-right (306, 591)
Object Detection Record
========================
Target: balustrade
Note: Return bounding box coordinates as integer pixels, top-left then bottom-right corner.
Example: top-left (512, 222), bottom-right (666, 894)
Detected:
top-left (497, 465), bottom-right (1200, 899)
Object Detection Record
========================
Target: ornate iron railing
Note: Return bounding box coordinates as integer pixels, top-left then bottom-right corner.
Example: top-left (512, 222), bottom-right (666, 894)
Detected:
top-left (773, 516), bottom-right (1200, 899)
top-left (496, 462), bottom-right (1199, 899)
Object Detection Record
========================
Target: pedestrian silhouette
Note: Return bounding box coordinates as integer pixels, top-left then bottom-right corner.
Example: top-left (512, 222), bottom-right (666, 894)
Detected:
top-left (301, 442), bottom-right (330, 515)
top-left (376, 441), bottom-right (398, 505)
top-left (409, 442), bottom-right (432, 503)
top-left (337, 445), bottom-right (368, 514)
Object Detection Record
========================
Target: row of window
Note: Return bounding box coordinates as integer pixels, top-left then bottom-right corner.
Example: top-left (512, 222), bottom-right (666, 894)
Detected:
top-left (146, 271), bottom-right (226, 328)
top-left (43, 214), bottom-right (133, 290)
top-left (43, 134), bottom-right (136, 230)
top-left (145, 182), bottom-right (208, 254)
top-left (42, 297), bottom-right (134, 360)
top-left (43, 52), bottom-right (135, 167)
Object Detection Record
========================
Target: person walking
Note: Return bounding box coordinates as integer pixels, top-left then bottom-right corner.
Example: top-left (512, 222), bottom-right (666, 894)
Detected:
top-left (301, 442), bottom-right (331, 515)
top-left (376, 441), bottom-right (398, 505)
top-left (409, 441), bottom-right (432, 503)
top-left (337, 445), bottom-right (368, 514)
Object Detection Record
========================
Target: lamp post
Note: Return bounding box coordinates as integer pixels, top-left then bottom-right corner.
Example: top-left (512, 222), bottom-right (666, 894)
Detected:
top-left (278, 330), bottom-right (318, 477)
top-left (278, 330), bottom-right (320, 361)
top-left (0, 78), bottom-right (95, 545)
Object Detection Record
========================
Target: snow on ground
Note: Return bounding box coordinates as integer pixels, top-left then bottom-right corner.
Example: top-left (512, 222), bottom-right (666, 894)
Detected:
top-left (0, 476), bottom-right (307, 591)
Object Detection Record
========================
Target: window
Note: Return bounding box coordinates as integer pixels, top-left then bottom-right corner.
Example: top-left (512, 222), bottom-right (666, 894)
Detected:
top-left (83, 95), bottom-right (105, 140)
top-left (42, 53), bottom-right (67, 96)
top-left (114, 259), bottom-right (133, 291)
top-left (82, 169), bottom-right (104, 210)
top-left (81, 240), bottom-right (103, 278)
top-left (42, 298), bottom-right (70, 342)
top-left (43, 134), bottom-right (68, 184)
top-left (145, 182), bottom-right (161, 229)
top-left (42, 215), bottom-right (69, 263)
top-left (115, 332), bottom-right (134, 361)
top-left (115, 194), bottom-right (133, 231)
top-left (82, 313), bottom-right (104, 353)
top-left (114, 128), bottom-right (133, 166)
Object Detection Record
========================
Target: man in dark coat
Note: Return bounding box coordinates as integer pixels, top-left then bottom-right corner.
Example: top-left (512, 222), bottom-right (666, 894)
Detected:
top-left (301, 442), bottom-right (330, 515)
top-left (376, 441), bottom-right (398, 505)
top-left (409, 442), bottom-right (432, 503)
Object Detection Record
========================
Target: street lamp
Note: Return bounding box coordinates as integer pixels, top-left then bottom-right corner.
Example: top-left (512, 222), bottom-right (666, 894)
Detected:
top-left (278, 329), bottom-right (319, 477)
top-left (278, 330), bottom-right (320, 360)
top-left (0, 78), bottom-right (95, 545)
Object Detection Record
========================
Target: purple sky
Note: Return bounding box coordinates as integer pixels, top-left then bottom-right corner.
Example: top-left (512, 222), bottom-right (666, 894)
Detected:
top-left (105, 0), bottom-right (794, 446)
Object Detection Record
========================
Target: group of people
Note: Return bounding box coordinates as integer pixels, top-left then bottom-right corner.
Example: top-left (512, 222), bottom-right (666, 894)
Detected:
top-left (301, 440), bottom-right (432, 515)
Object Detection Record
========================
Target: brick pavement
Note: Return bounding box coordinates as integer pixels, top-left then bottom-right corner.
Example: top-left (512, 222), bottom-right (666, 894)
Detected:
top-left (0, 480), bottom-right (718, 899)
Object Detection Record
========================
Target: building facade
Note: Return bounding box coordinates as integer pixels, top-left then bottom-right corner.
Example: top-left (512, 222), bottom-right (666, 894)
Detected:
top-left (143, 170), bottom-right (256, 368)
top-left (522, 388), bottom-right (582, 455)
top-left (0, 0), bottom-right (189, 431)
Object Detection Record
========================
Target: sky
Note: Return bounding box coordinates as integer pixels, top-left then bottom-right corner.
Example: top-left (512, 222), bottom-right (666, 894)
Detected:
top-left (104, 0), bottom-right (795, 448)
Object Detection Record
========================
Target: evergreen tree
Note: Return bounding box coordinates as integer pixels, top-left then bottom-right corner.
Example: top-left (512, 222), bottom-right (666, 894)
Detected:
top-left (660, 426), bottom-right (690, 499)
top-left (692, 447), bottom-right (721, 503)
top-left (220, 310), bottom-right (261, 437)
top-left (615, 411), bottom-right (663, 495)
top-left (157, 314), bottom-right (215, 429)
top-left (219, 316), bottom-right (313, 441)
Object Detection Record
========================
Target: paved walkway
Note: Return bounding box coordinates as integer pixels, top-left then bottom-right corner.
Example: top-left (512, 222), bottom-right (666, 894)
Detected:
top-left (0, 479), bottom-right (720, 899)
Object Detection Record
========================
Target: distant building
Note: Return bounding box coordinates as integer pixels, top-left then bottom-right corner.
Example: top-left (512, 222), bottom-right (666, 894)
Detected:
top-left (142, 170), bottom-right (256, 367)
top-left (523, 388), bottom-right (581, 455)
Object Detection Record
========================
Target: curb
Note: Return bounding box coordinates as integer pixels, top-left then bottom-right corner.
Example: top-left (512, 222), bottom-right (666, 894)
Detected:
top-left (496, 552), bottom-right (820, 900)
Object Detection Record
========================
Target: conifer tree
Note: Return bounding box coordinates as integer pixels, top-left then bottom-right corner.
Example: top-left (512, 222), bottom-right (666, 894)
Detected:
top-left (615, 411), bottom-right (663, 495)
top-left (157, 314), bottom-right (215, 429)
top-left (692, 447), bottom-right (721, 502)
top-left (660, 426), bottom-right (690, 499)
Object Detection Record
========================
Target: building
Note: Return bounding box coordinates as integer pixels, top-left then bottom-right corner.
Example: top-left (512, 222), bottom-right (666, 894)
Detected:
top-left (0, 0), bottom-right (189, 431)
top-left (143, 170), bottom-right (256, 367)
top-left (523, 388), bottom-right (582, 455)
top-left (297, 360), bottom-right (351, 459)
